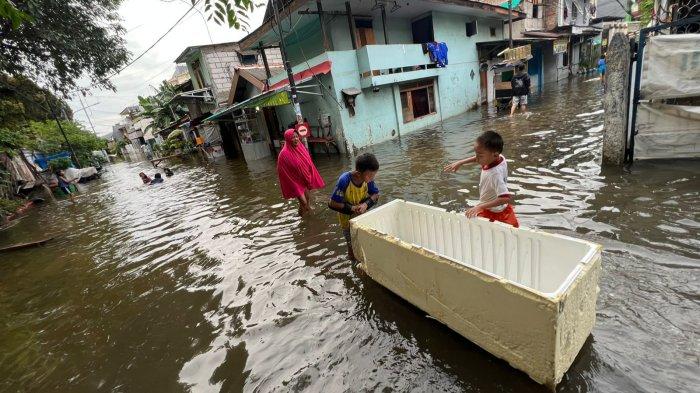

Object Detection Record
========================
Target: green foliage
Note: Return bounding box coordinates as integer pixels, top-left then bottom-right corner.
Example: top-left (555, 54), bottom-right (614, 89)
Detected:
top-left (0, 74), bottom-right (72, 123)
top-left (48, 157), bottom-right (72, 171)
top-left (0, 0), bottom-right (130, 95)
top-left (0, 197), bottom-right (23, 220)
top-left (28, 120), bottom-right (101, 152)
top-left (0, 126), bottom-right (32, 154)
top-left (137, 81), bottom-right (187, 134)
top-left (639, 0), bottom-right (654, 26)
top-left (198, 0), bottom-right (257, 30)
top-left (0, 0), bottom-right (31, 29)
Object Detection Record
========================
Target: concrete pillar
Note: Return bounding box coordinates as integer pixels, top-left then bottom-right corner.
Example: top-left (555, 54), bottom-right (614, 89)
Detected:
top-left (602, 33), bottom-right (631, 166)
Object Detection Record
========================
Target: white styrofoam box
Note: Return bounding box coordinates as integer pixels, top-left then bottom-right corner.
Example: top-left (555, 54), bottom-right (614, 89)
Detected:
top-left (350, 199), bottom-right (602, 389)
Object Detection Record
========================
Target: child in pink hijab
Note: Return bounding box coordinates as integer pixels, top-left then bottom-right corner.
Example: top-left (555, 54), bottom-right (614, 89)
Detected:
top-left (277, 129), bottom-right (326, 215)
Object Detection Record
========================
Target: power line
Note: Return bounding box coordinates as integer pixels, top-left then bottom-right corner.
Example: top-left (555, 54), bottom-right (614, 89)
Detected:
top-left (77, 1), bottom-right (200, 92)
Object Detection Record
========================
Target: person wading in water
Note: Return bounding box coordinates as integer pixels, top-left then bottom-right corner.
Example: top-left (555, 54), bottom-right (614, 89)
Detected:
top-left (276, 129), bottom-right (326, 216)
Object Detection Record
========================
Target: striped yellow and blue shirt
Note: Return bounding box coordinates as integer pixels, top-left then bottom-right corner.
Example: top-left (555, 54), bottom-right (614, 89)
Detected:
top-left (330, 171), bottom-right (379, 227)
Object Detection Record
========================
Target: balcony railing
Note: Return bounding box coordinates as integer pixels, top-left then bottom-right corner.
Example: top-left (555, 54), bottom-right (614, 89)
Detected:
top-left (356, 44), bottom-right (439, 88)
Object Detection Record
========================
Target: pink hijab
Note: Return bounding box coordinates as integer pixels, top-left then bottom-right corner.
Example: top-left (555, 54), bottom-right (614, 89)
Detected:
top-left (277, 129), bottom-right (325, 199)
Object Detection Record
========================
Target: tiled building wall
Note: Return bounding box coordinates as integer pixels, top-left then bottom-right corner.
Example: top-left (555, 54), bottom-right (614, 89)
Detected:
top-left (203, 45), bottom-right (284, 106)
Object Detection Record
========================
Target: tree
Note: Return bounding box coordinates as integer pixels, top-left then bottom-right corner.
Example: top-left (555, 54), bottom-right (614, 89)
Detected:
top-left (0, 74), bottom-right (72, 155)
top-left (0, 0), bottom-right (130, 96)
top-left (25, 120), bottom-right (105, 165)
top-left (197, 0), bottom-right (258, 30)
top-left (137, 81), bottom-right (187, 135)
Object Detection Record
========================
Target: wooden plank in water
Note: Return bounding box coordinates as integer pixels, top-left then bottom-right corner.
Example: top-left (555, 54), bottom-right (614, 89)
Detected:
top-left (0, 237), bottom-right (54, 253)
top-left (150, 153), bottom-right (183, 167)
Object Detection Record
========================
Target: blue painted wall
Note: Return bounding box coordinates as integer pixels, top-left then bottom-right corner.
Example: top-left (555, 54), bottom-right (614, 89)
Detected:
top-left (328, 51), bottom-right (400, 152)
top-left (270, 8), bottom-right (509, 152)
top-left (431, 11), bottom-right (504, 119)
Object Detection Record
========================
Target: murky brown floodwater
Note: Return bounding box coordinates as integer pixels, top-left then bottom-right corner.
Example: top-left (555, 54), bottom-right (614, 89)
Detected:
top-left (1, 79), bottom-right (698, 392)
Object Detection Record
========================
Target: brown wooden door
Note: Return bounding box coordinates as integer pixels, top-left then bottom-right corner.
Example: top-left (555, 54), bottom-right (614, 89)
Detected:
top-left (356, 27), bottom-right (376, 47)
top-left (480, 69), bottom-right (488, 104)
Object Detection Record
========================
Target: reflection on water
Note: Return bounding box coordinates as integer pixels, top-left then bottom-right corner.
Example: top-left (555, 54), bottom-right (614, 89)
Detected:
top-left (1, 79), bottom-right (698, 392)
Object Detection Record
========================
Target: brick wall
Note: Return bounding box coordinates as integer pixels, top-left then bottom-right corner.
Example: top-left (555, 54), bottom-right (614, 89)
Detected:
top-left (544, 0), bottom-right (561, 30)
top-left (201, 44), bottom-right (285, 106)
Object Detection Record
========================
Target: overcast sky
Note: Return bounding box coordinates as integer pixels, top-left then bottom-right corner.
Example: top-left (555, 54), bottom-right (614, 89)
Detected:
top-left (67, 0), bottom-right (268, 137)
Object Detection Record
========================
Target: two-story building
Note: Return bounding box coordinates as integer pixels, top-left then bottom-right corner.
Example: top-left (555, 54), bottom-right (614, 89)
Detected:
top-left (172, 42), bottom-right (283, 160)
top-left (208, 0), bottom-right (524, 153)
top-left (514, 0), bottom-right (599, 83)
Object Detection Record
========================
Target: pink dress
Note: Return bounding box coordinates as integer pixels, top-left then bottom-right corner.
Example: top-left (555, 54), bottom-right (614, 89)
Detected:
top-left (277, 129), bottom-right (325, 199)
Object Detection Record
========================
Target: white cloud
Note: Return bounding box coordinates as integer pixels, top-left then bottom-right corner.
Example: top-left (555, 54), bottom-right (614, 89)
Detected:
top-left (68, 0), bottom-right (268, 137)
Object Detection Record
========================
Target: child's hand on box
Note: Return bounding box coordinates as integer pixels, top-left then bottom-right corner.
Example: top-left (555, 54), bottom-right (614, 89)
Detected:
top-left (466, 205), bottom-right (483, 218)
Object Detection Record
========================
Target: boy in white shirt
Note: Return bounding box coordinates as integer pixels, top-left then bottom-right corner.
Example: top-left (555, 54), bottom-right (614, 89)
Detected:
top-left (444, 130), bottom-right (519, 227)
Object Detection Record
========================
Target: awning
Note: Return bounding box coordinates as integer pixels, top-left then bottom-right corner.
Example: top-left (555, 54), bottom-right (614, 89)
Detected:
top-left (523, 31), bottom-right (568, 39)
top-left (205, 89), bottom-right (291, 122)
top-left (266, 60), bottom-right (332, 91)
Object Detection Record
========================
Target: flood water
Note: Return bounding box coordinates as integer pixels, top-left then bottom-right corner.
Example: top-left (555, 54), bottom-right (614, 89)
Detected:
top-left (1, 79), bottom-right (698, 392)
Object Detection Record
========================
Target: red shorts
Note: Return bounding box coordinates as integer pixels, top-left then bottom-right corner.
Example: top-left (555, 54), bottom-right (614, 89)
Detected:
top-left (478, 205), bottom-right (520, 228)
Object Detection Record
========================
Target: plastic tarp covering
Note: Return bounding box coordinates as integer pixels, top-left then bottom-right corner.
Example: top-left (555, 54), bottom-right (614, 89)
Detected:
top-left (64, 166), bottom-right (98, 182)
top-left (635, 103), bottom-right (700, 160)
top-left (200, 124), bottom-right (223, 144)
top-left (640, 34), bottom-right (700, 99)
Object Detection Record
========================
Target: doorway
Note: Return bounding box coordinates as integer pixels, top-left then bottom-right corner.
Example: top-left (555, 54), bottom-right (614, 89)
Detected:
top-left (355, 18), bottom-right (376, 47)
top-left (219, 122), bottom-right (241, 159)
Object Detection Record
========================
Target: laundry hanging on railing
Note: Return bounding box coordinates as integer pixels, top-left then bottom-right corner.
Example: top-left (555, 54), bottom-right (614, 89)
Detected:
top-left (423, 42), bottom-right (449, 68)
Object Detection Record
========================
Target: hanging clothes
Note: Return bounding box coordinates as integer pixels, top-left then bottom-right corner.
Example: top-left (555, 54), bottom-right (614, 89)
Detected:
top-left (426, 42), bottom-right (448, 68)
top-left (438, 42), bottom-right (448, 66)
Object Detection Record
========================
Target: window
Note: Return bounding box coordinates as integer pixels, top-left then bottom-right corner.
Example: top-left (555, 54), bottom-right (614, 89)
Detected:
top-left (238, 53), bottom-right (257, 65)
top-left (490, 27), bottom-right (497, 37)
top-left (532, 5), bottom-right (542, 18)
top-left (192, 60), bottom-right (205, 88)
top-left (411, 15), bottom-right (434, 43)
top-left (562, 51), bottom-right (569, 67)
top-left (572, 3), bottom-right (578, 20)
top-left (399, 80), bottom-right (436, 123)
top-left (466, 21), bottom-right (477, 37)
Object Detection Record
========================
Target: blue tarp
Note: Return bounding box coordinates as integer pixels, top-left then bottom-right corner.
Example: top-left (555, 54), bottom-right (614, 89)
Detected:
top-left (34, 151), bottom-right (72, 170)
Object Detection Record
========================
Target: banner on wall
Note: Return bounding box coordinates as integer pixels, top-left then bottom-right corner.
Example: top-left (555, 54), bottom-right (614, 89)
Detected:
top-left (553, 38), bottom-right (569, 54)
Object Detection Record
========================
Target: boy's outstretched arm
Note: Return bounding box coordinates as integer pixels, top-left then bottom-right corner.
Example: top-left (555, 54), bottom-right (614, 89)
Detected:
top-left (466, 196), bottom-right (511, 218)
top-left (444, 156), bottom-right (477, 172)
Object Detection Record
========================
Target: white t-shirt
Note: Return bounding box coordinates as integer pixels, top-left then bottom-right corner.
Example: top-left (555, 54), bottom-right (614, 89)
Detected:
top-left (479, 155), bottom-right (510, 213)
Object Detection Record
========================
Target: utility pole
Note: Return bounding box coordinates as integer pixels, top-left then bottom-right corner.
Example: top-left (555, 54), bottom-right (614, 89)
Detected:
top-left (272, 0), bottom-right (303, 125)
top-left (508, 0), bottom-right (513, 49)
top-left (78, 94), bottom-right (98, 136)
top-left (45, 94), bottom-right (82, 168)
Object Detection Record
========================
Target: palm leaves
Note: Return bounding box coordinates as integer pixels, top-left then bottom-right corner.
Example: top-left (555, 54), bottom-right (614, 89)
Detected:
top-left (137, 82), bottom-right (187, 135)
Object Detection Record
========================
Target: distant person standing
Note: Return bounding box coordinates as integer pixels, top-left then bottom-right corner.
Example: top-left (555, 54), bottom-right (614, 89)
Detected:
top-left (510, 63), bottom-right (531, 117)
top-left (598, 54), bottom-right (607, 89)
